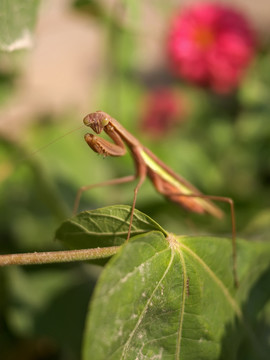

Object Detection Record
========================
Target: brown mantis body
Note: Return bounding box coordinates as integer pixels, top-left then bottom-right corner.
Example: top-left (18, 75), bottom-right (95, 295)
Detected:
top-left (75, 111), bottom-right (238, 286)
top-left (0, 110), bottom-right (238, 286)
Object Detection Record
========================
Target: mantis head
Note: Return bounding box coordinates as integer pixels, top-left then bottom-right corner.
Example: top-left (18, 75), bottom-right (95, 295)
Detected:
top-left (83, 111), bottom-right (126, 157)
top-left (83, 111), bottom-right (110, 134)
top-left (83, 111), bottom-right (115, 157)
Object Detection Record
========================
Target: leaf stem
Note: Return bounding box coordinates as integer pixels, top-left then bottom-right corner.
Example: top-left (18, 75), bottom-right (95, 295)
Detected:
top-left (0, 247), bottom-right (120, 266)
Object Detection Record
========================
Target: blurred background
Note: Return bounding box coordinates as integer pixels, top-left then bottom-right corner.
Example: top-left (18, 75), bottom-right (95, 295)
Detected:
top-left (0, 0), bottom-right (270, 359)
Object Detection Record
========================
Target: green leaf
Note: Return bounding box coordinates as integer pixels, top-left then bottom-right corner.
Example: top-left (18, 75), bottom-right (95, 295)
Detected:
top-left (54, 205), bottom-right (270, 358)
top-left (83, 232), bottom-right (270, 360)
top-left (55, 205), bottom-right (167, 249)
top-left (0, 1), bottom-right (40, 52)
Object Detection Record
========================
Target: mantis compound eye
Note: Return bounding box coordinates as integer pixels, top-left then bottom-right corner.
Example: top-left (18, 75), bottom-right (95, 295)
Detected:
top-left (83, 111), bottom-right (110, 134)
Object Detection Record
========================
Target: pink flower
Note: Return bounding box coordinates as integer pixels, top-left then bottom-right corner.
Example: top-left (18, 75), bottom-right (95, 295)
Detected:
top-left (140, 88), bottom-right (184, 137)
top-left (167, 3), bottom-right (256, 93)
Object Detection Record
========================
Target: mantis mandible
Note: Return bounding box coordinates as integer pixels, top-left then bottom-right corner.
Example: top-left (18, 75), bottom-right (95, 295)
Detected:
top-left (74, 110), bottom-right (238, 286)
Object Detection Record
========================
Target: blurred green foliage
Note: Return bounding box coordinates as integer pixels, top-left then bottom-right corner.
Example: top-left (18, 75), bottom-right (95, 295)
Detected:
top-left (0, 1), bottom-right (270, 359)
top-left (0, 0), bottom-right (40, 52)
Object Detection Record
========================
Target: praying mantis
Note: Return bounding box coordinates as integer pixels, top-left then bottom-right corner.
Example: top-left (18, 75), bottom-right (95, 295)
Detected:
top-left (75, 110), bottom-right (238, 286)
top-left (0, 110), bottom-right (238, 286)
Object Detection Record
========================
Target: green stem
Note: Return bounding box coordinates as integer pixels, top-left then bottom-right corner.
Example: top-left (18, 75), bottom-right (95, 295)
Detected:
top-left (0, 246), bottom-right (120, 266)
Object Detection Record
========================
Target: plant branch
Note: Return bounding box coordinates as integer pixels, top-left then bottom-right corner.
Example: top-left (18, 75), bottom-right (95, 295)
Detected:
top-left (0, 246), bottom-right (120, 266)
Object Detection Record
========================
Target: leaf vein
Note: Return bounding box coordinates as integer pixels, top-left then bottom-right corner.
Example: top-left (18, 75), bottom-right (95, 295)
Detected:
top-left (173, 244), bottom-right (187, 360)
top-left (120, 248), bottom-right (175, 359)
top-left (178, 242), bottom-right (242, 317)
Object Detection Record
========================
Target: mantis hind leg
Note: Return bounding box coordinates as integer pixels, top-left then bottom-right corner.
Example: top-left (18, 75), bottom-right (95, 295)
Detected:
top-left (73, 175), bottom-right (136, 215)
top-left (73, 171), bottom-right (147, 242)
top-left (126, 173), bottom-right (147, 241)
top-left (168, 193), bottom-right (238, 288)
